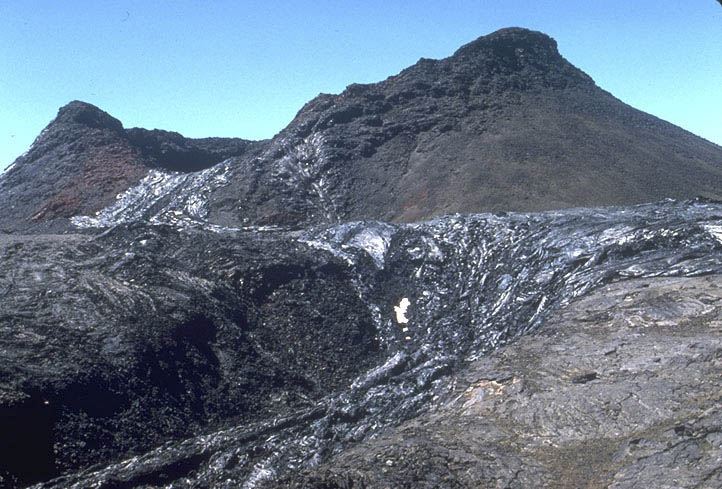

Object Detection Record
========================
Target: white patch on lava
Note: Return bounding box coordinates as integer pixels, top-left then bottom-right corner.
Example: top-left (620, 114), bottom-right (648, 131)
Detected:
top-left (394, 297), bottom-right (411, 324)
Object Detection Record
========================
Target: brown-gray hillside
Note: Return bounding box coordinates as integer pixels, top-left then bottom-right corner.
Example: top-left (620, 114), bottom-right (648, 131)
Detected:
top-left (245, 27), bottom-right (722, 225)
top-left (2, 28), bottom-right (722, 233)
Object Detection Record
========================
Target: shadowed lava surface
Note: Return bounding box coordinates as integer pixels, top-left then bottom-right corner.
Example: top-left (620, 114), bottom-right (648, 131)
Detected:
top-left (2, 199), bottom-right (722, 488)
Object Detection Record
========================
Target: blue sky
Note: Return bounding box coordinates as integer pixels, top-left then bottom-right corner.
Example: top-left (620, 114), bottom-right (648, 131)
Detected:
top-left (2, 1), bottom-right (721, 171)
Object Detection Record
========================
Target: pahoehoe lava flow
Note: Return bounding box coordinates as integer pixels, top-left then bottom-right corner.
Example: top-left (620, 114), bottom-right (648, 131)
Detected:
top-left (2, 27), bottom-right (722, 489)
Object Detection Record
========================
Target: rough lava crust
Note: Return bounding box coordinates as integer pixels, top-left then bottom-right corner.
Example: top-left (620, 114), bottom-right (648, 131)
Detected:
top-left (2, 28), bottom-right (722, 489)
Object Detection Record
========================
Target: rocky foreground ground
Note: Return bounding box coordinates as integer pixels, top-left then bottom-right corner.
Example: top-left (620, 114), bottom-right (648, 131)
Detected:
top-left (3, 201), bottom-right (722, 488)
top-left (283, 275), bottom-right (722, 488)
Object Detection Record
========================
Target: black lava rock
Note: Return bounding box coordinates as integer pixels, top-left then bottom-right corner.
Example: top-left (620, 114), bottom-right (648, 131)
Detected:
top-left (2, 27), bottom-right (722, 489)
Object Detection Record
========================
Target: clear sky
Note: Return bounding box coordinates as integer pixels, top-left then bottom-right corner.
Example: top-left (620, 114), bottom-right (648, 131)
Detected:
top-left (2, 1), bottom-right (721, 171)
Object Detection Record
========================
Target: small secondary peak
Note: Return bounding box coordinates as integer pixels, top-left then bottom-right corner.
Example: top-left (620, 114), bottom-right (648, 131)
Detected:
top-left (54, 100), bottom-right (124, 133)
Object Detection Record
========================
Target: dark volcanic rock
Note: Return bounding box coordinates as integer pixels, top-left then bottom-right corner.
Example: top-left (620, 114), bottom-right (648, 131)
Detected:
top-left (3, 26), bottom-right (722, 489)
top-left (2, 199), bottom-right (722, 488)
top-left (125, 128), bottom-right (258, 173)
top-left (0, 227), bottom-right (381, 487)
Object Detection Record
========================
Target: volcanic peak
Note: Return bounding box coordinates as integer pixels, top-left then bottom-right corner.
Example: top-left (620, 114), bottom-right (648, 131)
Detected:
top-left (4, 26), bottom-right (722, 234)
top-left (291, 27), bottom-right (594, 132)
top-left (53, 100), bottom-right (125, 133)
top-left (453, 27), bottom-right (560, 59)
top-left (443, 27), bottom-right (595, 91)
